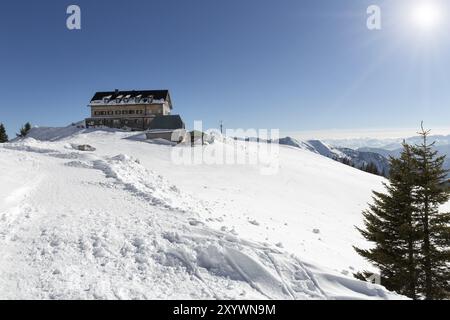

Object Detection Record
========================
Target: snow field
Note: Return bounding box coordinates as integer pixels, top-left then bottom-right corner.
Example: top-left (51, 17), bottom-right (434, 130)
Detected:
top-left (0, 126), bottom-right (407, 299)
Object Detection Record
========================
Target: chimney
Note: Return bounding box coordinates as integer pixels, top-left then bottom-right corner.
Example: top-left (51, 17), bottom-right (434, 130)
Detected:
top-left (115, 89), bottom-right (119, 94)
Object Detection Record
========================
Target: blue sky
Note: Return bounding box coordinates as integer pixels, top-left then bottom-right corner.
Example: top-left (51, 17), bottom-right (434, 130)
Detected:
top-left (1, 0), bottom-right (450, 138)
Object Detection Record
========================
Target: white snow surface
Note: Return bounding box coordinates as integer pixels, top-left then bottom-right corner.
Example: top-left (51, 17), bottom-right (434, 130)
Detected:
top-left (0, 124), bottom-right (407, 300)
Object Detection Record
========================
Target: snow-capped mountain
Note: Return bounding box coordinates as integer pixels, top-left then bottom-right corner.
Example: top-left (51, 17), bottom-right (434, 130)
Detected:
top-left (358, 145), bottom-right (450, 179)
top-left (0, 124), bottom-right (407, 300)
top-left (277, 137), bottom-right (390, 176)
top-left (338, 148), bottom-right (391, 176)
top-left (324, 134), bottom-right (450, 151)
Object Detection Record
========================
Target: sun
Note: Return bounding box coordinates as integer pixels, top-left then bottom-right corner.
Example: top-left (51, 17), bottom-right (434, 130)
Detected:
top-left (410, 2), bottom-right (442, 31)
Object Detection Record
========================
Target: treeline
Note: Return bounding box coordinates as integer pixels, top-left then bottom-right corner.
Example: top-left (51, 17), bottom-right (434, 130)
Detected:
top-left (361, 162), bottom-right (383, 176)
top-left (0, 122), bottom-right (32, 143)
top-left (338, 157), bottom-right (386, 177)
top-left (354, 124), bottom-right (450, 300)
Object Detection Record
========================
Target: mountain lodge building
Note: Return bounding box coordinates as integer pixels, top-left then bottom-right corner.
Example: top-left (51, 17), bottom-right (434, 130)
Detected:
top-left (85, 89), bottom-right (175, 131)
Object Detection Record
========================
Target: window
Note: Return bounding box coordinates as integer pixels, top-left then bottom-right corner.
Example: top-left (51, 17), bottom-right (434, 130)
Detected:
top-left (108, 111), bottom-right (113, 115)
top-left (122, 110), bottom-right (128, 115)
top-left (115, 110), bottom-right (120, 115)
top-left (129, 110), bottom-right (135, 115)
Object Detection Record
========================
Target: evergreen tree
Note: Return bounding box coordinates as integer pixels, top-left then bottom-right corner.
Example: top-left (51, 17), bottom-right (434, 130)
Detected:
top-left (0, 123), bottom-right (8, 143)
top-left (361, 162), bottom-right (381, 176)
top-left (372, 163), bottom-right (380, 175)
top-left (354, 143), bottom-right (420, 298)
top-left (382, 167), bottom-right (390, 178)
top-left (17, 122), bottom-right (32, 138)
top-left (411, 124), bottom-right (450, 299)
top-left (341, 157), bottom-right (353, 167)
top-left (367, 162), bottom-right (380, 175)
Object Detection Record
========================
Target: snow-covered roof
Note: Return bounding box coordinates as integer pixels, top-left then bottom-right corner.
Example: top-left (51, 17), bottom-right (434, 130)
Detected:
top-left (90, 90), bottom-right (172, 108)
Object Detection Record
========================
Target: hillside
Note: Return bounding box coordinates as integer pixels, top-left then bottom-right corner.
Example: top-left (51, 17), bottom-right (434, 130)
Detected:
top-left (0, 124), bottom-right (406, 299)
top-left (278, 137), bottom-right (390, 175)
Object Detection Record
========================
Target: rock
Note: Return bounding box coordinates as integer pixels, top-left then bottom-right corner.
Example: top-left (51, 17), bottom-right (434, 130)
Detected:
top-left (76, 144), bottom-right (96, 152)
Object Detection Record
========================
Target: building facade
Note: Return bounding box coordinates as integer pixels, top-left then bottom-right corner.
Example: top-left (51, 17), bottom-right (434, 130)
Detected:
top-left (85, 89), bottom-right (173, 130)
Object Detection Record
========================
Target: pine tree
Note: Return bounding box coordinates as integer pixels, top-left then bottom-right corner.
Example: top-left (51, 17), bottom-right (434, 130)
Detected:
top-left (0, 123), bottom-right (8, 143)
top-left (17, 122), bottom-right (32, 138)
top-left (368, 162), bottom-right (380, 175)
top-left (341, 157), bottom-right (353, 167)
top-left (411, 124), bottom-right (450, 299)
top-left (354, 143), bottom-right (420, 298)
top-left (382, 167), bottom-right (390, 178)
top-left (361, 162), bottom-right (381, 176)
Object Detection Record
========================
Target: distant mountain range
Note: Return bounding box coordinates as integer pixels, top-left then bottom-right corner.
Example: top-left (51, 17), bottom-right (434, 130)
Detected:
top-left (324, 135), bottom-right (450, 151)
top-left (358, 144), bottom-right (450, 178)
top-left (231, 134), bottom-right (449, 178)
top-left (327, 135), bottom-right (450, 179)
top-left (277, 137), bottom-right (391, 176)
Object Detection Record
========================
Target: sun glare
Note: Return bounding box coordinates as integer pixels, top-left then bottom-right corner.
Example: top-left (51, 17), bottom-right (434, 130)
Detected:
top-left (410, 2), bottom-right (442, 31)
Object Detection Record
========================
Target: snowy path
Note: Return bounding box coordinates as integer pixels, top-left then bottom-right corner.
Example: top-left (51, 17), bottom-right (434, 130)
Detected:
top-left (0, 134), bottom-right (404, 299)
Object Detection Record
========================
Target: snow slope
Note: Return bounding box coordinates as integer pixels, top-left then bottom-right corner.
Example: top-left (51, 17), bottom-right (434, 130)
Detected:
top-left (0, 124), bottom-right (406, 300)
